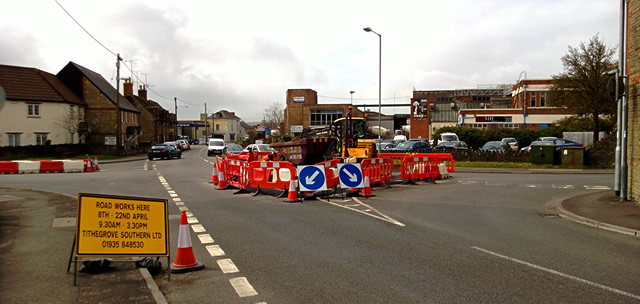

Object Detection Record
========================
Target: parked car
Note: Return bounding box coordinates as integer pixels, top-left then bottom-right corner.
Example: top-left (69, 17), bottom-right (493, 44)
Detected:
top-left (164, 141), bottom-right (180, 150)
top-left (501, 137), bottom-right (518, 151)
top-left (244, 144), bottom-right (277, 153)
top-left (440, 132), bottom-right (459, 142)
top-left (434, 140), bottom-right (468, 152)
top-left (176, 139), bottom-right (190, 150)
top-left (521, 137), bottom-right (582, 152)
top-left (394, 140), bottom-right (432, 153)
top-left (208, 138), bottom-right (225, 156)
top-left (224, 143), bottom-right (244, 156)
top-left (148, 144), bottom-right (182, 160)
top-left (479, 141), bottom-right (511, 152)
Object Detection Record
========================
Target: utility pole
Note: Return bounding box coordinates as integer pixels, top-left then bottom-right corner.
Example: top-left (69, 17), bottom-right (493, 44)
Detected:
top-left (204, 102), bottom-right (208, 143)
top-left (174, 97), bottom-right (178, 141)
top-left (116, 53), bottom-right (122, 155)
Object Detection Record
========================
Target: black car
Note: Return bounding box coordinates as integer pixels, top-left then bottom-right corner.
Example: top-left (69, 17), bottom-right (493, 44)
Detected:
top-left (148, 144), bottom-right (182, 160)
top-left (434, 140), bottom-right (468, 152)
top-left (479, 141), bottom-right (511, 152)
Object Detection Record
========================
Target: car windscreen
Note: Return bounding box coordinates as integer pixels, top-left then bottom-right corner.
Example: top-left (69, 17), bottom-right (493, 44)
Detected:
top-left (151, 145), bottom-right (168, 149)
top-left (397, 141), bottom-right (413, 149)
top-left (257, 144), bottom-right (275, 152)
top-left (482, 142), bottom-right (502, 148)
top-left (438, 142), bottom-right (457, 147)
top-left (210, 141), bottom-right (224, 146)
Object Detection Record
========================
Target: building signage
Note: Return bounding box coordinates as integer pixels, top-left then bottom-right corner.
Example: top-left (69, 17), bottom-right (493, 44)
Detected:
top-left (75, 193), bottom-right (169, 257)
top-left (104, 136), bottom-right (117, 146)
top-left (412, 99), bottom-right (428, 120)
top-left (290, 125), bottom-right (304, 133)
top-left (475, 116), bottom-right (512, 123)
top-left (293, 96), bottom-right (305, 103)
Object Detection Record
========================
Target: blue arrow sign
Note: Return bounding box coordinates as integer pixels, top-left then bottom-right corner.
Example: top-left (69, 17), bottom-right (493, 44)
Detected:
top-left (297, 165), bottom-right (327, 191)
top-left (338, 163), bottom-right (363, 188)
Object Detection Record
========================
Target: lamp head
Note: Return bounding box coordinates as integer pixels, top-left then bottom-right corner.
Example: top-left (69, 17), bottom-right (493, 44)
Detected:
top-left (363, 27), bottom-right (372, 32)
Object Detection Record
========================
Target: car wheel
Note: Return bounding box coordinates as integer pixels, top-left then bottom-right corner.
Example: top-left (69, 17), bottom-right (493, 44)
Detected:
top-left (148, 157), bottom-right (153, 161)
top-left (178, 154), bottom-right (182, 159)
top-left (168, 154), bottom-right (173, 159)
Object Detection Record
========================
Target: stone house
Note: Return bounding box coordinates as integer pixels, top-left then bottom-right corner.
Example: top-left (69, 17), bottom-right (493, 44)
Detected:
top-left (57, 62), bottom-right (141, 154)
top-left (123, 80), bottom-right (176, 147)
top-left (207, 110), bottom-right (245, 143)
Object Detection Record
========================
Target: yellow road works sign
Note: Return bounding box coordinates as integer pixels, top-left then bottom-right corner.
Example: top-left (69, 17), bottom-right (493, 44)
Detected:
top-left (76, 193), bottom-right (169, 257)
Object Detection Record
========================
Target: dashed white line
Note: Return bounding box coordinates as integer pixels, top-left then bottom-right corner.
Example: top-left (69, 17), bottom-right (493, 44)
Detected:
top-left (169, 193), bottom-right (178, 197)
top-left (585, 186), bottom-right (610, 190)
top-left (178, 206), bottom-right (189, 211)
top-left (168, 190), bottom-right (176, 194)
top-left (217, 258), bottom-right (239, 273)
top-left (173, 198), bottom-right (182, 202)
top-left (175, 202), bottom-right (185, 206)
top-left (191, 224), bottom-right (205, 233)
top-left (197, 234), bottom-right (214, 244)
top-left (471, 246), bottom-right (640, 301)
top-left (230, 277), bottom-right (258, 297)
top-left (206, 244), bottom-right (226, 256)
top-left (187, 216), bottom-right (199, 224)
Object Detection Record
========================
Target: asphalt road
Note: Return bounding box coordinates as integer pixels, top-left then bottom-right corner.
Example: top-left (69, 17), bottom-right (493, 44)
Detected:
top-left (1, 147), bottom-right (639, 303)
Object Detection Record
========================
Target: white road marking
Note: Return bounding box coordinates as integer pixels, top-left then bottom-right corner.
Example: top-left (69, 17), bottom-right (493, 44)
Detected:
top-left (585, 186), bottom-right (610, 190)
top-left (178, 206), bottom-right (189, 211)
top-left (230, 277), bottom-right (258, 297)
top-left (458, 180), bottom-right (479, 185)
top-left (144, 162), bottom-right (148, 170)
top-left (187, 217), bottom-right (199, 224)
top-left (217, 258), bottom-right (240, 273)
top-left (206, 245), bottom-right (226, 256)
top-left (318, 198), bottom-right (405, 227)
top-left (191, 224), bottom-right (205, 233)
top-left (173, 197), bottom-right (181, 202)
top-left (185, 211), bottom-right (193, 217)
top-left (197, 234), bottom-right (214, 244)
top-left (471, 246), bottom-right (640, 301)
top-left (175, 202), bottom-right (185, 206)
top-left (169, 193), bottom-right (178, 197)
top-left (168, 190), bottom-right (176, 194)
top-left (552, 184), bottom-right (575, 189)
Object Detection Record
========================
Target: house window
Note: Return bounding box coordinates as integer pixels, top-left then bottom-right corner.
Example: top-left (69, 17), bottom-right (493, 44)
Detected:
top-left (27, 104), bottom-right (40, 117)
top-left (230, 133), bottom-right (236, 141)
top-left (530, 92), bottom-right (537, 107)
top-left (216, 124), bottom-right (220, 131)
top-left (540, 92), bottom-right (546, 107)
top-left (7, 133), bottom-right (20, 146)
top-left (310, 109), bottom-right (342, 126)
top-left (35, 133), bottom-right (47, 145)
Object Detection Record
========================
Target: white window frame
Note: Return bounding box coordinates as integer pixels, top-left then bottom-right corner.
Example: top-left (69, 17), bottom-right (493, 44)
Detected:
top-left (530, 92), bottom-right (537, 107)
top-left (7, 133), bottom-right (21, 146)
top-left (27, 104), bottom-right (40, 117)
top-left (540, 92), bottom-right (546, 107)
top-left (35, 133), bottom-right (47, 145)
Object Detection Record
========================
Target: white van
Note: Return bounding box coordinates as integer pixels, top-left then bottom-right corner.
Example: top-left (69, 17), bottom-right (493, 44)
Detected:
top-left (207, 138), bottom-right (225, 156)
top-left (440, 132), bottom-right (459, 142)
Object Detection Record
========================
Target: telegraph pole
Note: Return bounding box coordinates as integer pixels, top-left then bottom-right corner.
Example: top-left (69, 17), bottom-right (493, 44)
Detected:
top-left (204, 102), bottom-right (208, 143)
top-left (116, 54), bottom-right (122, 155)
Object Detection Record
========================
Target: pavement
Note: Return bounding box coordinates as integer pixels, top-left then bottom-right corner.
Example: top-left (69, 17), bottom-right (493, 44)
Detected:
top-left (0, 163), bottom-right (638, 304)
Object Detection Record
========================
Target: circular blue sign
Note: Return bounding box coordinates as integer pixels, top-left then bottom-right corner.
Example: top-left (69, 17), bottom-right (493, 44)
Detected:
top-left (299, 166), bottom-right (325, 191)
top-left (339, 164), bottom-right (363, 188)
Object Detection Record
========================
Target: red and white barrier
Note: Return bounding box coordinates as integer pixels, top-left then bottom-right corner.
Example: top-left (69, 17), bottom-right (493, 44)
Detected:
top-left (0, 159), bottom-right (96, 174)
top-left (15, 161), bottom-right (40, 174)
top-left (62, 160), bottom-right (85, 173)
top-left (0, 161), bottom-right (18, 174)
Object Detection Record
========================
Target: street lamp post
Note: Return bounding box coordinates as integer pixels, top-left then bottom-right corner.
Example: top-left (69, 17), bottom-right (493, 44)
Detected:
top-left (350, 91), bottom-right (355, 105)
top-left (364, 27), bottom-right (382, 139)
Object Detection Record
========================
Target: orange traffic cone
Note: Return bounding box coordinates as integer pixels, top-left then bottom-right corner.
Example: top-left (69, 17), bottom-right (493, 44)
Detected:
top-left (217, 169), bottom-right (227, 190)
top-left (284, 179), bottom-right (301, 202)
top-left (170, 210), bottom-right (204, 273)
top-left (93, 156), bottom-right (100, 171)
top-left (210, 162), bottom-right (219, 183)
top-left (85, 157), bottom-right (94, 172)
top-left (361, 176), bottom-right (374, 197)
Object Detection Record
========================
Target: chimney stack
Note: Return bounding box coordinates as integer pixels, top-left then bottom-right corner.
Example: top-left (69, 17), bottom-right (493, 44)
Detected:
top-left (123, 78), bottom-right (133, 97)
top-left (138, 85), bottom-right (147, 100)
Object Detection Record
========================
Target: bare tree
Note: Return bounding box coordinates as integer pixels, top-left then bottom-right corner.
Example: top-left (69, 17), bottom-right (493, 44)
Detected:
top-left (263, 102), bottom-right (284, 130)
top-left (548, 34), bottom-right (617, 143)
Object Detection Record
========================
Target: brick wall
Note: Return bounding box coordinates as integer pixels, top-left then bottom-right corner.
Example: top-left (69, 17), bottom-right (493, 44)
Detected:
top-left (84, 77), bottom-right (116, 144)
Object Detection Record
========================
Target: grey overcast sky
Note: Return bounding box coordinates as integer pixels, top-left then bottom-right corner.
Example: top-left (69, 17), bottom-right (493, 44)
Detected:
top-left (0, 0), bottom-right (620, 122)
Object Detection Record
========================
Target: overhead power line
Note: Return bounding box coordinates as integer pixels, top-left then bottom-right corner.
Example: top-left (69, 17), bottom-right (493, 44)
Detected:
top-left (54, 0), bottom-right (116, 57)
